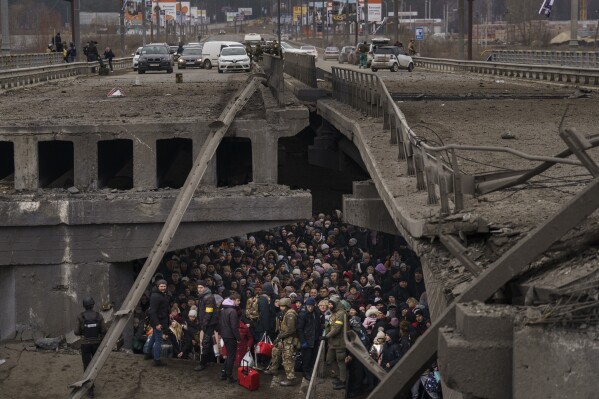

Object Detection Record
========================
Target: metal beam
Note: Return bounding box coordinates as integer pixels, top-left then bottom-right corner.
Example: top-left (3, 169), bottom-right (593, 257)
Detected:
top-left (343, 316), bottom-right (387, 380)
top-left (68, 76), bottom-right (264, 399)
top-left (368, 175), bottom-right (599, 399)
top-left (559, 128), bottom-right (599, 177)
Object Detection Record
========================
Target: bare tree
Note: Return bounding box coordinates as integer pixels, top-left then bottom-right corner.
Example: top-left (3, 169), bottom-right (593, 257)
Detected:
top-left (506, 0), bottom-right (549, 45)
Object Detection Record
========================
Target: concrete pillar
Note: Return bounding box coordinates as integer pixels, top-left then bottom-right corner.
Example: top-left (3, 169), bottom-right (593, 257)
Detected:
top-left (73, 138), bottom-right (97, 191)
top-left (193, 136), bottom-right (216, 186)
top-left (0, 267), bottom-right (15, 340)
top-left (13, 136), bottom-right (38, 190)
top-left (133, 137), bottom-right (156, 189)
top-left (250, 134), bottom-right (278, 184)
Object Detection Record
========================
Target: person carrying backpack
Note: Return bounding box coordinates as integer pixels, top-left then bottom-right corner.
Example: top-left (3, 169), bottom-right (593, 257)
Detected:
top-left (75, 296), bottom-right (107, 398)
top-left (359, 41), bottom-right (368, 69)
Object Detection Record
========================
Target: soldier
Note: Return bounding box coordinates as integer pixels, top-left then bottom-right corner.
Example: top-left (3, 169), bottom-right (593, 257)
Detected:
top-left (75, 296), bottom-right (107, 398)
top-left (245, 42), bottom-right (254, 63)
top-left (194, 280), bottom-right (218, 371)
top-left (408, 39), bottom-right (416, 56)
top-left (254, 43), bottom-right (263, 62)
top-left (321, 296), bottom-right (347, 390)
top-left (264, 297), bottom-right (298, 386)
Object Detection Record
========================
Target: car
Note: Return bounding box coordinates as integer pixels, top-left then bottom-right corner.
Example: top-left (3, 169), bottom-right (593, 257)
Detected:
top-left (280, 41), bottom-right (304, 55)
top-left (217, 46), bottom-right (251, 73)
top-left (370, 46), bottom-right (414, 73)
top-left (367, 37), bottom-right (391, 67)
top-left (137, 44), bottom-right (174, 74)
top-left (338, 46), bottom-right (355, 64)
top-left (202, 41), bottom-right (244, 69)
top-left (177, 46), bottom-right (204, 69)
top-left (323, 46), bottom-right (340, 60)
top-left (132, 46), bottom-right (143, 70)
top-left (300, 45), bottom-right (318, 58)
top-left (218, 29), bottom-right (226, 35)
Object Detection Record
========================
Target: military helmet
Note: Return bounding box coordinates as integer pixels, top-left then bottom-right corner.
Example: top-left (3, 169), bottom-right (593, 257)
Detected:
top-left (83, 296), bottom-right (95, 309)
top-left (329, 296), bottom-right (340, 307)
top-left (279, 297), bottom-right (291, 307)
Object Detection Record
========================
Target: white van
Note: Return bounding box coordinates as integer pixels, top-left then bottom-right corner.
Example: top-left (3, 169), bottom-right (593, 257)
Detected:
top-left (201, 41), bottom-right (244, 69)
top-left (244, 33), bottom-right (262, 48)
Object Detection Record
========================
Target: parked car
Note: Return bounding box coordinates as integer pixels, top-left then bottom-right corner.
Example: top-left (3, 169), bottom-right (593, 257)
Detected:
top-left (367, 37), bottom-right (391, 67)
top-left (370, 46), bottom-right (414, 72)
top-left (137, 44), bottom-right (174, 74)
top-left (132, 46), bottom-right (143, 70)
top-left (338, 46), bottom-right (355, 64)
top-left (217, 46), bottom-right (251, 73)
top-left (177, 46), bottom-right (204, 69)
top-left (300, 45), bottom-right (318, 58)
top-left (323, 46), bottom-right (340, 60)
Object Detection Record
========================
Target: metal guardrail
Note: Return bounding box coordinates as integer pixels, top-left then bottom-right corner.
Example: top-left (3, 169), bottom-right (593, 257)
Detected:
top-left (283, 52), bottom-right (317, 88)
top-left (0, 53), bottom-right (65, 70)
top-left (488, 49), bottom-right (599, 68)
top-left (330, 66), bottom-right (586, 215)
top-left (0, 58), bottom-right (133, 90)
top-left (416, 57), bottom-right (599, 86)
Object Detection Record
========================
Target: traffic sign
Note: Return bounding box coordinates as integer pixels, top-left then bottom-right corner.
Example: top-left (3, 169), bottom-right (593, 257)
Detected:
top-left (415, 27), bottom-right (424, 40)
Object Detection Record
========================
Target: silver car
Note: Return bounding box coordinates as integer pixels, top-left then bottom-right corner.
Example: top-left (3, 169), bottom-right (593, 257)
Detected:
top-left (177, 46), bottom-right (204, 69)
top-left (323, 46), bottom-right (340, 60)
top-left (370, 46), bottom-right (414, 73)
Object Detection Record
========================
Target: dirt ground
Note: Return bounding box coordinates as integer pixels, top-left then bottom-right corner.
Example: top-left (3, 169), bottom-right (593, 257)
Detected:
top-left (0, 340), bottom-right (332, 399)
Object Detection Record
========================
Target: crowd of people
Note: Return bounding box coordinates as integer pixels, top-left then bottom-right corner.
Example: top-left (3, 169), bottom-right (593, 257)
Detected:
top-left (134, 212), bottom-right (441, 398)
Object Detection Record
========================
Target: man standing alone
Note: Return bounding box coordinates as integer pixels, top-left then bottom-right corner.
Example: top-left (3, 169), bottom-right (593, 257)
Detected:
top-left (75, 296), bottom-right (107, 397)
top-left (219, 292), bottom-right (241, 383)
top-left (146, 279), bottom-right (170, 366)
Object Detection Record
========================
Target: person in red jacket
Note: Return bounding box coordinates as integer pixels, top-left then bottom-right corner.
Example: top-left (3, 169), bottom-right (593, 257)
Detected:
top-left (234, 319), bottom-right (254, 367)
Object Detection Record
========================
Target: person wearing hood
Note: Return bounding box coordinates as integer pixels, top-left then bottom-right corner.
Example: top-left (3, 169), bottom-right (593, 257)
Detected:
top-left (297, 297), bottom-right (321, 380)
top-left (321, 296), bottom-right (347, 390)
top-left (194, 280), bottom-right (218, 371)
top-left (218, 292), bottom-right (241, 383)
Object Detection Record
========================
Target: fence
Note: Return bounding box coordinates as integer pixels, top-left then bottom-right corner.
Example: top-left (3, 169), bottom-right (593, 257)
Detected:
top-left (416, 57), bottom-right (599, 86)
top-left (488, 49), bottom-right (599, 68)
top-left (0, 53), bottom-right (64, 70)
top-left (0, 58), bottom-right (132, 90)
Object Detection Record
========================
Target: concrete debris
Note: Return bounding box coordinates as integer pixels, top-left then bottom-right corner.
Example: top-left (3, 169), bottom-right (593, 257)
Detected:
top-left (501, 132), bottom-right (517, 139)
top-left (0, 359), bottom-right (5, 366)
top-left (67, 186), bottom-right (79, 194)
top-left (35, 336), bottom-right (64, 350)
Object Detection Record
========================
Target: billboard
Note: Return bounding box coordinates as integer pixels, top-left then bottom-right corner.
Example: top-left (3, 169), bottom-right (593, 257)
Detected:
top-left (238, 7), bottom-right (253, 16)
top-left (368, 0), bottom-right (382, 22)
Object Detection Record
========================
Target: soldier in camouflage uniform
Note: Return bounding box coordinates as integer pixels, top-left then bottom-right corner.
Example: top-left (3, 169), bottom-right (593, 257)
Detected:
top-left (264, 297), bottom-right (298, 386)
top-left (322, 296), bottom-right (347, 390)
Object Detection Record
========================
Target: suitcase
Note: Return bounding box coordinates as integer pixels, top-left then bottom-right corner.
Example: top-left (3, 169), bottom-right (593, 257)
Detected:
top-left (238, 360), bottom-right (260, 391)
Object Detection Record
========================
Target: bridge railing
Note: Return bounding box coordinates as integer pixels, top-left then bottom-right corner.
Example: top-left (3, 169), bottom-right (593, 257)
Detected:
top-left (488, 49), bottom-right (599, 68)
top-left (0, 53), bottom-right (65, 70)
top-left (330, 66), bottom-right (586, 215)
top-left (416, 57), bottom-right (599, 86)
top-left (0, 58), bottom-right (132, 90)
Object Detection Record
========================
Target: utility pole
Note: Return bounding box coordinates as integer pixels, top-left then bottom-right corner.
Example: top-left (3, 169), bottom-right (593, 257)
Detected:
top-left (1, 0), bottom-right (11, 55)
top-left (364, 0), bottom-right (369, 41)
top-left (467, 0), bottom-right (473, 60)
top-left (570, 0), bottom-right (579, 47)
top-left (142, 0), bottom-right (147, 45)
top-left (62, 0), bottom-right (81, 61)
top-left (346, 0), bottom-right (349, 43)
top-left (120, 0), bottom-right (125, 56)
top-left (458, 0), bottom-right (464, 59)
top-left (393, 0), bottom-right (398, 43)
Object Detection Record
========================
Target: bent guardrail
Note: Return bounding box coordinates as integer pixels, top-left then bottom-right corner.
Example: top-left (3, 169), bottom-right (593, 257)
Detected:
top-left (331, 66), bottom-right (587, 215)
top-left (0, 58), bottom-right (133, 90)
top-left (415, 57), bottom-right (599, 86)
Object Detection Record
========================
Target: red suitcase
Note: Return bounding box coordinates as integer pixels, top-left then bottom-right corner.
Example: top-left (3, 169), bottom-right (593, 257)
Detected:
top-left (238, 360), bottom-right (260, 391)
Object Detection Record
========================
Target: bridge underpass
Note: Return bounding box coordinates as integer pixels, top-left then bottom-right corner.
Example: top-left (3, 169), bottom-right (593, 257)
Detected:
top-left (1, 56), bottom-right (599, 399)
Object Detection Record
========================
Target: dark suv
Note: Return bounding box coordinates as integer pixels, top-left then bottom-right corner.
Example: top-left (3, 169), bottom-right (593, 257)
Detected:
top-left (137, 44), bottom-right (174, 74)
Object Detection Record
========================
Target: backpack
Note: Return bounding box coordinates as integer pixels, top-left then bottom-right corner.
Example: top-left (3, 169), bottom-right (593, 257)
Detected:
top-left (424, 371), bottom-right (441, 395)
top-left (82, 311), bottom-right (100, 339)
top-left (245, 295), bottom-right (260, 321)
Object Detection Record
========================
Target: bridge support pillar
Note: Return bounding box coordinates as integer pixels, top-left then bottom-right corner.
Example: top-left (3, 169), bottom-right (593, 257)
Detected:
top-left (250, 133), bottom-right (279, 184)
top-left (74, 138), bottom-right (97, 190)
top-left (133, 137), bottom-right (157, 189)
top-left (13, 136), bottom-right (38, 190)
